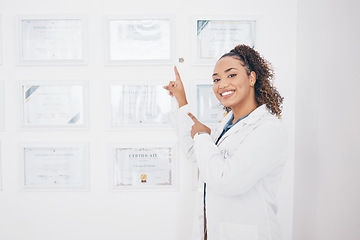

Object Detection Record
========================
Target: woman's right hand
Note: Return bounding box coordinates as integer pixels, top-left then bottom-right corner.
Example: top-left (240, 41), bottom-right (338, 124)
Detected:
top-left (163, 66), bottom-right (188, 108)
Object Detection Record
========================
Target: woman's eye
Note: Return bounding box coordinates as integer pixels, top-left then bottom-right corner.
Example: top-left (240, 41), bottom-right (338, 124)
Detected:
top-left (212, 78), bottom-right (220, 83)
top-left (229, 74), bottom-right (236, 78)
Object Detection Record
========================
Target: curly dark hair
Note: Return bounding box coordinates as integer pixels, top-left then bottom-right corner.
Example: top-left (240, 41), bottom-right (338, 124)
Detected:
top-left (220, 45), bottom-right (284, 118)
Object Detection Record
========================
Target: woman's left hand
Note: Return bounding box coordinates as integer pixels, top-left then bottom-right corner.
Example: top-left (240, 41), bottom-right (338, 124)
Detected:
top-left (188, 113), bottom-right (211, 138)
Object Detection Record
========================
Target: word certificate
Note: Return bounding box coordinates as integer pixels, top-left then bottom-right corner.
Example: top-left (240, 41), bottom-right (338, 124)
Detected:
top-left (113, 147), bottom-right (174, 188)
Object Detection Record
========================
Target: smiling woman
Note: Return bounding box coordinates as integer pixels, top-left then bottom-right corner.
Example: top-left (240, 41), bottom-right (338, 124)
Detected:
top-left (164, 44), bottom-right (287, 240)
top-left (212, 56), bottom-right (258, 123)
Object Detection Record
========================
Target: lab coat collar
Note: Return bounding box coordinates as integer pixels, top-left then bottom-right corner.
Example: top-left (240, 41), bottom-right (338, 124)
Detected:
top-left (214, 104), bottom-right (270, 141)
top-left (241, 104), bottom-right (270, 125)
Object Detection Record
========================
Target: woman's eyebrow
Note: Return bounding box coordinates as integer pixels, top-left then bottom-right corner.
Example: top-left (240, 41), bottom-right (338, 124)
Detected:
top-left (224, 67), bottom-right (237, 73)
top-left (212, 67), bottom-right (238, 77)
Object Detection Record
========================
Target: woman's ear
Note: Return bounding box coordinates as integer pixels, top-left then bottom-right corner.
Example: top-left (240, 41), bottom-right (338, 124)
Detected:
top-left (250, 71), bottom-right (256, 87)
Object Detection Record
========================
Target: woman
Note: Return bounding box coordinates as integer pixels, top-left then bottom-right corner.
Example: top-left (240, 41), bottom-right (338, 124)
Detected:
top-left (164, 45), bottom-right (287, 240)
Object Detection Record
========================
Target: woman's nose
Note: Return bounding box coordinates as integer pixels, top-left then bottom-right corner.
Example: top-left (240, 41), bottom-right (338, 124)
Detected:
top-left (219, 79), bottom-right (230, 89)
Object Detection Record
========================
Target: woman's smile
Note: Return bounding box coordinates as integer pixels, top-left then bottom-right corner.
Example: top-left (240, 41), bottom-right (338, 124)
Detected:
top-left (220, 90), bottom-right (235, 98)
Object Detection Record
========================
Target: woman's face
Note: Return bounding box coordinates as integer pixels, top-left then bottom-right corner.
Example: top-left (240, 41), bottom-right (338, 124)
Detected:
top-left (212, 56), bottom-right (255, 111)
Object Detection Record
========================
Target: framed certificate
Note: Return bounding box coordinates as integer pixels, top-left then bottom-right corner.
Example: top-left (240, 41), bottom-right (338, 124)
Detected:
top-left (194, 83), bottom-right (225, 124)
top-left (109, 143), bottom-right (178, 191)
top-left (191, 16), bottom-right (259, 65)
top-left (0, 15), bottom-right (2, 65)
top-left (0, 142), bottom-right (2, 190)
top-left (109, 83), bottom-right (171, 127)
top-left (18, 15), bottom-right (88, 65)
top-left (20, 142), bottom-right (89, 191)
top-left (0, 80), bottom-right (4, 130)
top-left (20, 81), bottom-right (89, 130)
top-left (105, 15), bottom-right (175, 65)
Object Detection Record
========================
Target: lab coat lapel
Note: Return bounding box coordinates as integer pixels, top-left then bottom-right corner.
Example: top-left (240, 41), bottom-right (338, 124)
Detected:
top-left (215, 105), bottom-right (269, 145)
top-left (211, 111), bottom-right (233, 143)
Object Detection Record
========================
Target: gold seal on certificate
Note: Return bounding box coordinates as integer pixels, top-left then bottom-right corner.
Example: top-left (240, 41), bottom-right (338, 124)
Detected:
top-left (140, 174), bottom-right (147, 183)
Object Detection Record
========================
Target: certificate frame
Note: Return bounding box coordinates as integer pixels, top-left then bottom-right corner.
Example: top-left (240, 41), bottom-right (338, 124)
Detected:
top-left (0, 14), bottom-right (2, 65)
top-left (107, 81), bottom-right (172, 129)
top-left (191, 15), bottom-right (261, 66)
top-left (0, 80), bottom-right (4, 131)
top-left (19, 142), bottom-right (90, 191)
top-left (19, 80), bottom-right (89, 130)
top-left (0, 142), bottom-right (2, 191)
top-left (190, 81), bottom-right (226, 125)
top-left (105, 15), bottom-right (176, 65)
top-left (17, 15), bottom-right (88, 65)
top-left (109, 142), bottom-right (178, 191)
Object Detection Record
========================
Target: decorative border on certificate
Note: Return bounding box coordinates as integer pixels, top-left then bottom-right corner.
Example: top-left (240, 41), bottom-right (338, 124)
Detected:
top-left (0, 80), bottom-right (4, 131)
top-left (109, 143), bottom-right (178, 191)
top-left (105, 15), bottom-right (176, 65)
top-left (17, 15), bottom-right (88, 65)
top-left (191, 15), bottom-right (260, 66)
top-left (108, 83), bottom-right (172, 127)
top-left (19, 81), bottom-right (89, 130)
top-left (20, 142), bottom-right (89, 191)
top-left (193, 83), bottom-right (226, 124)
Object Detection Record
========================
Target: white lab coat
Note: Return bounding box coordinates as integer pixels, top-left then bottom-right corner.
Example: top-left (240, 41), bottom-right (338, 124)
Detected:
top-left (172, 104), bottom-right (287, 240)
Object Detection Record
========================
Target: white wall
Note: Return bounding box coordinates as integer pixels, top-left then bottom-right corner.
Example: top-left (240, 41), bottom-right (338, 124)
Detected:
top-left (0, 0), bottom-right (296, 239)
top-left (294, 0), bottom-right (360, 239)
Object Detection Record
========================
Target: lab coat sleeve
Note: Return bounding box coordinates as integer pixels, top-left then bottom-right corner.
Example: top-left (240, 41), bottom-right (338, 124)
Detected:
top-left (170, 102), bottom-right (196, 161)
top-left (170, 101), bottom-right (205, 240)
top-left (193, 122), bottom-right (287, 196)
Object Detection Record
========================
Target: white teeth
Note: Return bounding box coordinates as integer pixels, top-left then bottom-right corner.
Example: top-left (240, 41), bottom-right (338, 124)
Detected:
top-left (221, 91), bottom-right (234, 96)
